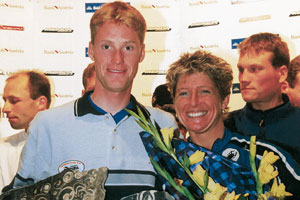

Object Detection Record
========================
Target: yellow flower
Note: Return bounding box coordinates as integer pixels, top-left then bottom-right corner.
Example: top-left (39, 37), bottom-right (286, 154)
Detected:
top-left (260, 151), bottom-right (279, 165)
top-left (189, 150), bottom-right (205, 165)
top-left (258, 162), bottom-right (278, 184)
top-left (258, 151), bottom-right (279, 184)
top-left (174, 177), bottom-right (183, 186)
top-left (192, 165), bottom-right (206, 186)
top-left (205, 177), bottom-right (227, 199)
top-left (270, 178), bottom-right (292, 197)
top-left (258, 193), bottom-right (270, 200)
top-left (223, 191), bottom-right (241, 200)
top-left (161, 127), bottom-right (174, 148)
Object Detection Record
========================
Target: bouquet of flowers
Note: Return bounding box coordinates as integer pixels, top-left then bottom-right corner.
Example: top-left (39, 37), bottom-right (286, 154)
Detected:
top-left (126, 107), bottom-right (292, 200)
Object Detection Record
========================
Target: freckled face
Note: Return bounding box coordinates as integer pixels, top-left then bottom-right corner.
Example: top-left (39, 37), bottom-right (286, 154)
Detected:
top-left (89, 21), bottom-right (145, 94)
top-left (174, 73), bottom-right (226, 135)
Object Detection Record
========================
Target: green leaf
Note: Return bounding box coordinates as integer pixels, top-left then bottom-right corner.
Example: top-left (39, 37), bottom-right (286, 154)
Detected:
top-left (137, 106), bottom-right (147, 123)
top-left (182, 153), bottom-right (190, 169)
top-left (125, 108), bottom-right (141, 121)
top-left (150, 157), bottom-right (195, 200)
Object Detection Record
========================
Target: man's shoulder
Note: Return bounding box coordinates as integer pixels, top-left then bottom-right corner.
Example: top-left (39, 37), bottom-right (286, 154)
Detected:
top-left (144, 106), bottom-right (177, 128)
top-left (145, 106), bottom-right (174, 118)
top-left (0, 130), bottom-right (27, 146)
top-left (35, 100), bottom-right (76, 119)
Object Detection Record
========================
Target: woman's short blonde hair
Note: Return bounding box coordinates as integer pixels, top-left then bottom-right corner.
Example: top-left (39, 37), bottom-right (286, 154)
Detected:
top-left (166, 50), bottom-right (233, 101)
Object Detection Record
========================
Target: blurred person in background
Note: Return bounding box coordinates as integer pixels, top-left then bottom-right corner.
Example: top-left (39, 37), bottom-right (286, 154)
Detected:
top-left (81, 62), bottom-right (96, 96)
top-left (282, 55), bottom-right (300, 107)
top-left (0, 70), bottom-right (51, 193)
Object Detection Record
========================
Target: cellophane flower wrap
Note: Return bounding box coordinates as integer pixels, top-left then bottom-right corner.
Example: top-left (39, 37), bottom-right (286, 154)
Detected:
top-left (126, 107), bottom-right (292, 200)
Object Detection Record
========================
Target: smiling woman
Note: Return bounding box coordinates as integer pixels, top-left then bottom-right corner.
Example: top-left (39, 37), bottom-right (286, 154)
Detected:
top-left (166, 50), bottom-right (233, 150)
top-left (150, 49), bottom-right (300, 199)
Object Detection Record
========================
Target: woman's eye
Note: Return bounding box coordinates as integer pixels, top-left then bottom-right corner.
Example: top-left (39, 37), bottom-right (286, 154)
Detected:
top-left (178, 91), bottom-right (188, 96)
top-left (202, 90), bottom-right (211, 94)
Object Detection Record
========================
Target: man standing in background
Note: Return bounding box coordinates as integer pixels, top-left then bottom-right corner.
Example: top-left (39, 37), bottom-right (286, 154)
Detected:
top-left (224, 32), bottom-right (300, 164)
top-left (81, 62), bottom-right (96, 96)
top-left (0, 70), bottom-right (51, 193)
top-left (282, 55), bottom-right (300, 107)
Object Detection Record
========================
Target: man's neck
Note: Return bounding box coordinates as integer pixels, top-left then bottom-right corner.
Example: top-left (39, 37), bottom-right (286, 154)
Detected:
top-left (251, 95), bottom-right (284, 111)
top-left (90, 89), bottom-right (131, 115)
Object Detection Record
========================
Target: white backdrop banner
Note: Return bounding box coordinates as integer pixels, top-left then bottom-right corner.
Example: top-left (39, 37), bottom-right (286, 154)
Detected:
top-left (1, 0), bottom-right (300, 137)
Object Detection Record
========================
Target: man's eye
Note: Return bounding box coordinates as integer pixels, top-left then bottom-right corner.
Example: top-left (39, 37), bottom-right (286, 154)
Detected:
top-left (9, 98), bottom-right (20, 104)
top-left (125, 46), bottom-right (133, 51)
top-left (249, 67), bottom-right (257, 72)
top-left (238, 67), bottom-right (244, 73)
top-left (103, 45), bottom-right (110, 50)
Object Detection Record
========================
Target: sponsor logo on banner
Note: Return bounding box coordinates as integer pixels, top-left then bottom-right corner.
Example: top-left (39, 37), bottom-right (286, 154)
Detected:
top-left (147, 26), bottom-right (171, 32)
top-left (231, 38), bottom-right (245, 49)
top-left (53, 94), bottom-right (74, 98)
top-left (190, 44), bottom-right (219, 50)
top-left (42, 28), bottom-right (73, 33)
top-left (0, 25), bottom-right (24, 31)
top-left (232, 83), bottom-right (241, 94)
top-left (188, 20), bottom-right (219, 28)
top-left (289, 11), bottom-right (300, 17)
top-left (0, 69), bottom-right (15, 76)
top-left (189, 0), bottom-right (219, 6)
top-left (85, 3), bottom-right (105, 13)
top-left (231, 0), bottom-right (264, 4)
top-left (44, 50), bottom-right (74, 55)
top-left (0, 3), bottom-right (24, 9)
top-left (44, 5), bottom-right (73, 10)
top-left (239, 14), bottom-right (271, 23)
top-left (44, 71), bottom-right (75, 76)
top-left (142, 69), bottom-right (167, 75)
top-left (291, 35), bottom-right (300, 40)
top-left (85, 47), bottom-right (89, 57)
top-left (145, 49), bottom-right (171, 53)
top-left (85, 2), bottom-right (130, 12)
top-left (0, 48), bottom-right (24, 54)
top-left (142, 92), bottom-right (152, 97)
top-left (58, 160), bottom-right (85, 173)
top-left (141, 4), bottom-right (170, 9)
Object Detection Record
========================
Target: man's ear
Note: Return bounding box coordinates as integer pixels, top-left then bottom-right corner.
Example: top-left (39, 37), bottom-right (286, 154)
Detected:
top-left (88, 42), bottom-right (95, 61)
top-left (139, 44), bottom-right (145, 63)
top-left (38, 96), bottom-right (48, 110)
top-left (279, 65), bottom-right (288, 83)
top-left (281, 80), bottom-right (289, 94)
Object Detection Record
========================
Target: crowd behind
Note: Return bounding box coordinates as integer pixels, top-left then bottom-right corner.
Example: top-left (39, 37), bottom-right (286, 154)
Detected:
top-left (0, 1), bottom-right (300, 199)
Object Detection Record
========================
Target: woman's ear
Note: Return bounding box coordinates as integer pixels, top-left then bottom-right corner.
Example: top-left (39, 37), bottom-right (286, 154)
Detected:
top-left (221, 95), bottom-right (230, 110)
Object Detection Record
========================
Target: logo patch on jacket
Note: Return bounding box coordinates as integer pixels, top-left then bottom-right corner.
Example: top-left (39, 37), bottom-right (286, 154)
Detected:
top-left (58, 160), bottom-right (85, 173)
top-left (222, 148), bottom-right (240, 161)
